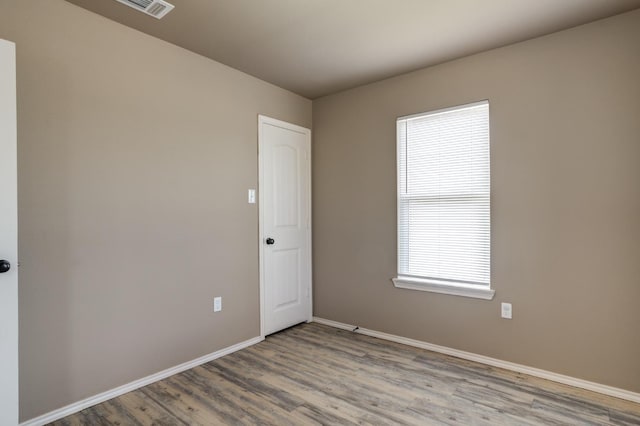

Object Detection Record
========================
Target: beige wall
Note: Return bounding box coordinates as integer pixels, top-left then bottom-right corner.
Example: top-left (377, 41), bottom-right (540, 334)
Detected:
top-left (0, 1), bottom-right (311, 421)
top-left (313, 10), bottom-right (640, 393)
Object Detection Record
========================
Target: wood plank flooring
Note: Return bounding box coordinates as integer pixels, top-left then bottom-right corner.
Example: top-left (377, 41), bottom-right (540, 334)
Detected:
top-left (51, 322), bottom-right (640, 425)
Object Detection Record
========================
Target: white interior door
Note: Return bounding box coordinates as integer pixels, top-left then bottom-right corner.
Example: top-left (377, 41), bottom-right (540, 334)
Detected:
top-left (0, 39), bottom-right (19, 426)
top-left (259, 115), bottom-right (311, 336)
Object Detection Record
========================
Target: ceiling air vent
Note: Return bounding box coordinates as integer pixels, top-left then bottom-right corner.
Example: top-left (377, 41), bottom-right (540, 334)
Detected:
top-left (115, 0), bottom-right (175, 19)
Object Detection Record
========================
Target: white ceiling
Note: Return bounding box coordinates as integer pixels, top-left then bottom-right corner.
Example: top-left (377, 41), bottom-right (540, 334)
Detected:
top-left (65, 0), bottom-right (640, 99)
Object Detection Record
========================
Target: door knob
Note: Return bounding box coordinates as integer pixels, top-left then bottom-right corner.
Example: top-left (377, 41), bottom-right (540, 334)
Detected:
top-left (0, 260), bottom-right (10, 273)
top-left (266, 238), bottom-right (275, 245)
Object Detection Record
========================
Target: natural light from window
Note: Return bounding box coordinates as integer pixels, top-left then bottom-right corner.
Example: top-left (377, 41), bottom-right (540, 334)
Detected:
top-left (393, 100), bottom-right (494, 300)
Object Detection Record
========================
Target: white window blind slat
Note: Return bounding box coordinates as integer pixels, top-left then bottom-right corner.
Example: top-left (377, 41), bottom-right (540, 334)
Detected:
top-left (397, 101), bottom-right (490, 287)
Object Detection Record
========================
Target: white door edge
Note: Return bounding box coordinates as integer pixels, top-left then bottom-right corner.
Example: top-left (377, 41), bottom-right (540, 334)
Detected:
top-left (258, 115), bottom-right (312, 338)
top-left (0, 38), bottom-right (18, 426)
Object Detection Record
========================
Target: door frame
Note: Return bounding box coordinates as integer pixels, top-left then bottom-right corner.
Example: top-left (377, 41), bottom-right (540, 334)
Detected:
top-left (258, 115), bottom-right (312, 338)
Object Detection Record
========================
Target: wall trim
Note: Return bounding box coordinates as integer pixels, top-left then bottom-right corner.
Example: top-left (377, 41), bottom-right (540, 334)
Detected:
top-left (313, 317), bottom-right (640, 404)
top-left (20, 335), bottom-right (264, 426)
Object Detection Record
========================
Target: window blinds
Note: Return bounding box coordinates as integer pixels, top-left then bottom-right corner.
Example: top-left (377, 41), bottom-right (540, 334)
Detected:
top-left (397, 101), bottom-right (490, 286)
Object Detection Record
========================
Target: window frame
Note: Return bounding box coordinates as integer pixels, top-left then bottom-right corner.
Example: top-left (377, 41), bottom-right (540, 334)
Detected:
top-left (393, 100), bottom-right (494, 300)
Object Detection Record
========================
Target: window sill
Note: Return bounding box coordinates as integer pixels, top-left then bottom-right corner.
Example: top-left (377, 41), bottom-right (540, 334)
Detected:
top-left (392, 276), bottom-right (495, 300)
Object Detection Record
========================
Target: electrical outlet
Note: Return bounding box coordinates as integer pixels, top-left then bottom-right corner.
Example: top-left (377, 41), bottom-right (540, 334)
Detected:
top-left (213, 297), bottom-right (222, 312)
top-left (501, 302), bottom-right (512, 319)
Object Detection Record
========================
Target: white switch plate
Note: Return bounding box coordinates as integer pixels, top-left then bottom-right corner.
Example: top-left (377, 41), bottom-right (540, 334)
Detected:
top-left (214, 297), bottom-right (222, 312)
top-left (248, 189), bottom-right (256, 204)
top-left (501, 302), bottom-right (512, 319)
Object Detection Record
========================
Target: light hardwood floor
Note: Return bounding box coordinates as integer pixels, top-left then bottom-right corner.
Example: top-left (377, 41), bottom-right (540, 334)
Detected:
top-left (51, 322), bottom-right (640, 425)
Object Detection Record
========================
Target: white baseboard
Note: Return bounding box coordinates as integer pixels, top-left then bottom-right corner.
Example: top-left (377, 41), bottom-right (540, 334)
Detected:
top-left (20, 336), bottom-right (264, 426)
top-left (313, 317), bottom-right (640, 404)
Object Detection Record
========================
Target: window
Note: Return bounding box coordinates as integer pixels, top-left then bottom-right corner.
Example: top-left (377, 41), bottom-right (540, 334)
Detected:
top-left (393, 101), bottom-right (494, 300)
